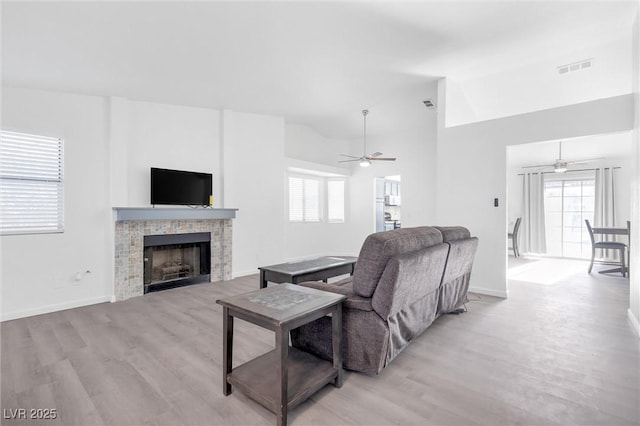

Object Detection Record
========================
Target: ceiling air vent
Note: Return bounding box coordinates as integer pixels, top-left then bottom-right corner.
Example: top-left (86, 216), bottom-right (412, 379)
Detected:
top-left (423, 98), bottom-right (437, 110)
top-left (557, 58), bottom-right (593, 75)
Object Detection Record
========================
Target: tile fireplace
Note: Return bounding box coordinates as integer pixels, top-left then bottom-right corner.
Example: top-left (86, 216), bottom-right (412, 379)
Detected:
top-left (113, 207), bottom-right (237, 301)
top-left (143, 232), bottom-right (211, 294)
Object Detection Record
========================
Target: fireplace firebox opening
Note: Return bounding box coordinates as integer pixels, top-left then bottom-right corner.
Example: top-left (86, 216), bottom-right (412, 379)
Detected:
top-left (143, 232), bottom-right (211, 294)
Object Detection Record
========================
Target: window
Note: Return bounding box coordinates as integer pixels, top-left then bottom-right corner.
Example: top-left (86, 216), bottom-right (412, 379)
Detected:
top-left (327, 180), bottom-right (345, 223)
top-left (544, 176), bottom-right (594, 258)
top-left (288, 173), bottom-right (345, 223)
top-left (0, 130), bottom-right (64, 235)
top-left (289, 176), bottom-right (320, 222)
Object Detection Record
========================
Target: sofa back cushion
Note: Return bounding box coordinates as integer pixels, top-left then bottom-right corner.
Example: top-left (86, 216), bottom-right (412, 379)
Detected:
top-left (438, 237), bottom-right (479, 314)
top-left (352, 226), bottom-right (443, 297)
top-left (434, 226), bottom-right (471, 242)
top-left (441, 237), bottom-right (478, 283)
top-left (371, 243), bottom-right (449, 319)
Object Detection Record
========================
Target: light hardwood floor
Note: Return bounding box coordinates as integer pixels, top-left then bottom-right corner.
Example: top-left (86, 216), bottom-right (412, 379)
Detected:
top-left (2, 264), bottom-right (639, 425)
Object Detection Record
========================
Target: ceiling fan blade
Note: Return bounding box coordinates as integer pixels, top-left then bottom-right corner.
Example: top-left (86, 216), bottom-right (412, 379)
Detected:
top-left (339, 109), bottom-right (399, 166)
top-left (522, 164), bottom-right (553, 169)
top-left (567, 158), bottom-right (604, 165)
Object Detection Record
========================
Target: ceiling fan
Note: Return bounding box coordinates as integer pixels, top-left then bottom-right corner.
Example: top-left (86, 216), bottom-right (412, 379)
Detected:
top-left (339, 109), bottom-right (396, 167)
top-left (522, 141), bottom-right (602, 173)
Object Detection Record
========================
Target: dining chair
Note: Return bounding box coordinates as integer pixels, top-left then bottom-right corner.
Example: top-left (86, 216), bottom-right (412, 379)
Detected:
top-left (508, 217), bottom-right (522, 258)
top-left (585, 219), bottom-right (628, 277)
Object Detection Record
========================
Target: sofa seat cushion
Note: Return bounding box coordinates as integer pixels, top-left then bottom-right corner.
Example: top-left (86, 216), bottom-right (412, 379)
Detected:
top-left (297, 278), bottom-right (373, 311)
top-left (352, 227), bottom-right (443, 298)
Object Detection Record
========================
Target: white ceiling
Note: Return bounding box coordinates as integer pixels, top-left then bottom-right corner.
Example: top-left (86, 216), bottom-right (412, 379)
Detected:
top-left (507, 132), bottom-right (632, 169)
top-left (2, 1), bottom-right (637, 139)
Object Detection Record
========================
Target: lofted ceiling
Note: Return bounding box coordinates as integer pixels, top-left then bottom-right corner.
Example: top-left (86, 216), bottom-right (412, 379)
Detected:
top-left (2, 1), bottom-right (637, 139)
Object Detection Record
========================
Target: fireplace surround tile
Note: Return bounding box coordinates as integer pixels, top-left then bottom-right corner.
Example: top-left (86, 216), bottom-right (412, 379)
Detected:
top-left (114, 219), bottom-right (232, 301)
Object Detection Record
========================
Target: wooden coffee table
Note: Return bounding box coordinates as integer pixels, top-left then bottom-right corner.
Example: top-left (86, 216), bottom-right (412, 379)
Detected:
top-left (258, 256), bottom-right (357, 289)
top-left (216, 284), bottom-right (346, 426)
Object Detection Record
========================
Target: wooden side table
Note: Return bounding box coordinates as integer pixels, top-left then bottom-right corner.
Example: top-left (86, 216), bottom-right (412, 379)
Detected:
top-left (216, 284), bottom-right (346, 426)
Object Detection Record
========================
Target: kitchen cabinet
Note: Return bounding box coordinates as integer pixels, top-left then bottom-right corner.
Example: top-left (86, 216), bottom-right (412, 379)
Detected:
top-left (383, 181), bottom-right (400, 196)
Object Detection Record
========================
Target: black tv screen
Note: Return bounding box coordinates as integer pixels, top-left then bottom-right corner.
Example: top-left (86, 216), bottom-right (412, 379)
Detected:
top-left (151, 168), bottom-right (212, 206)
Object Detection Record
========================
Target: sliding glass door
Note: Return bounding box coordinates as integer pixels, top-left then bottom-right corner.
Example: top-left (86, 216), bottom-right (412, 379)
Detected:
top-left (544, 175), bottom-right (595, 258)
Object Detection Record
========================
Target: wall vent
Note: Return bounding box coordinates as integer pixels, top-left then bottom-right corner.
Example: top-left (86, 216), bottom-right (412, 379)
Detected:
top-left (557, 58), bottom-right (593, 75)
top-left (423, 98), bottom-right (437, 110)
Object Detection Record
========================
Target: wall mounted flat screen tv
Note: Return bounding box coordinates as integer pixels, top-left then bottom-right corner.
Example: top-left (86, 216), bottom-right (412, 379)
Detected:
top-left (151, 167), bottom-right (212, 206)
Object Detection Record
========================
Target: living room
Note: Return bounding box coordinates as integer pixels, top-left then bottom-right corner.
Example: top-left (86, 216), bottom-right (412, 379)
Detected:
top-left (2, 2), bottom-right (639, 425)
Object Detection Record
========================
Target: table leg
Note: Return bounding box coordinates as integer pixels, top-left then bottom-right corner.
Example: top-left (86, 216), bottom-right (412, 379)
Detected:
top-left (260, 270), bottom-right (267, 289)
top-left (275, 326), bottom-right (289, 426)
top-left (223, 307), bottom-right (233, 396)
top-left (332, 303), bottom-right (343, 388)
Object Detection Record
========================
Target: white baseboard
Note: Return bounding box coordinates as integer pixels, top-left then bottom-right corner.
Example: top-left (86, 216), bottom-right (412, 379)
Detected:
top-left (469, 285), bottom-right (508, 299)
top-left (628, 309), bottom-right (640, 337)
top-left (232, 269), bottom-right (259, 279)
top-left (1, 295), bottom-right (113, 322)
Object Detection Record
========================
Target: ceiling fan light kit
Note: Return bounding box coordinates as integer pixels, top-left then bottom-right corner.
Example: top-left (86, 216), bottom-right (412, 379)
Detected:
top-left (339, 109), bottom-right (397, 167)
top-left (554, 162), bottom-right (568, 173)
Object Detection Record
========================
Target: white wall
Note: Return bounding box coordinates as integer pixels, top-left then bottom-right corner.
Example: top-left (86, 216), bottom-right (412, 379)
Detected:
top-left (447, 37), bottom-right (632, 127)
top-left (283, 99), bottom-right (439, 261)
top-left (346, 119), bottom-right (438, 255)
top-left (1, 88), bottom-right (291, 319)
top-left (122, 100), bottom-right (221, 206)
top-left (282, 124), bottom-right (355, 260)
top-left (1, 87), bottom-right (112, 320)
top-left (282, 158), bottom-right (353, 261)
top-left (437, 78), bottom-right (635, 298)
top-left (223, 111), bottom-right (286, 277)
top-left (285, 123), bottom-right (350, 168)
top-left (629, 11), bottom-right (640, 335)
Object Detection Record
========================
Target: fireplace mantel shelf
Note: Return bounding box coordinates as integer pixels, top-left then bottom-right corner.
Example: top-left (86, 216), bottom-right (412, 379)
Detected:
top-left (113, 207), bottom-right (238, 221)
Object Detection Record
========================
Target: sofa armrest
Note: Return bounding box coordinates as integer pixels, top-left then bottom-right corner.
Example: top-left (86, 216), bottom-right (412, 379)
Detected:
top-left (297, 278), bottom-right (373, 311)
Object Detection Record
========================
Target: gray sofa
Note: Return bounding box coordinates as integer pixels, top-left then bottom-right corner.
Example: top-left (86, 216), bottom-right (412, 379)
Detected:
top-left (290, 226), bottom-right (478, 374)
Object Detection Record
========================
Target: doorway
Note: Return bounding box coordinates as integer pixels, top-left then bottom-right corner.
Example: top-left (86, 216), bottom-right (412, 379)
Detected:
top-left (506, 133), bottom-right (632, 270)
top-left (374, 175), bottom-right (401, 233)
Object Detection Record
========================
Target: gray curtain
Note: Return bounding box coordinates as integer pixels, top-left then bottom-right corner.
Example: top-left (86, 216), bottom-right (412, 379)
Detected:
top-left (521, 172), bottom-right (546, 254)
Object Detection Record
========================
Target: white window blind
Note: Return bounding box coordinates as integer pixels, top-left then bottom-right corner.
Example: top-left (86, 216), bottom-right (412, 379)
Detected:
top-left (289, 177), bottom-right (304, 221)
top-left (288, 176), bottom-right (320, 222)
top-left (0, 130), bottom-right (64, 235)
top-left (327, 180), bottom-right (345, 223)
top-left (304, 179), bottom-right (320, 222)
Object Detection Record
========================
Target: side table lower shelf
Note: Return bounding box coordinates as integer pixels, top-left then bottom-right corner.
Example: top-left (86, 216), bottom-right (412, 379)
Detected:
top-left (227, 347), bottom-right (338, 413)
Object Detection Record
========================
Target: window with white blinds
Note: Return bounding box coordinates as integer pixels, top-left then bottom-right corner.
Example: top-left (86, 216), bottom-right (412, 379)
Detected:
top-left (289, 176), bottom-right (320, 222)
top-left (288, 174), bottom-right (345, 223)
top-left (0, 130), bottom-right (64, 235)
top-left (327, 180), bottom-right (345, 223)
